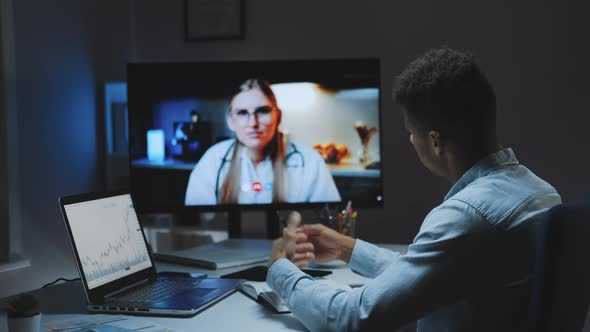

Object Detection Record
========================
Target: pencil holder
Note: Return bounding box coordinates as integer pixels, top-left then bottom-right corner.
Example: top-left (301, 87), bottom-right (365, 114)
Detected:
top-left (318, 204), bottom-right (358, 238)
top-left (335, 212), bottom-right (357, 238)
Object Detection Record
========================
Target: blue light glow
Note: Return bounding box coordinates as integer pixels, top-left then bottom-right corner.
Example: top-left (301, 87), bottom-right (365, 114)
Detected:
top-left (147, 129), bottom-right (165, 162)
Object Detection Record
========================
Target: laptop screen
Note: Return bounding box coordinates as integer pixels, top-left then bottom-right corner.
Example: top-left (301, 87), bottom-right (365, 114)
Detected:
top-left (64, 194), bottom-right (152, 289)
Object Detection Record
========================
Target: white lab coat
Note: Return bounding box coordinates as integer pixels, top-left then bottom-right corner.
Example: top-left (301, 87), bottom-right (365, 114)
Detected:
top-left (185, 139), bottom-right (341, 205)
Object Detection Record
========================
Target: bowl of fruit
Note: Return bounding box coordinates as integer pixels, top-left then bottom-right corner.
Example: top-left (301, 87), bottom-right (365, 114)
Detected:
top-left (313, 143), bottom-right (351, 164)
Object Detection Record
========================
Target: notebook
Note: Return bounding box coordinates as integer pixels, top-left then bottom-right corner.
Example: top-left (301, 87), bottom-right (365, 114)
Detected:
top-left (59, 189), bottom-right (244, 317)
top-left (238, 281), bottom-right (290, 313)
top-left (230, 266), bottom-right (350, 313)
top-left (240, 279), bottom-right (353, 313)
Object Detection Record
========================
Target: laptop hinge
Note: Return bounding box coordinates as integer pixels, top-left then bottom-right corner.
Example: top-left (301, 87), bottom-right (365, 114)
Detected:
top-left (104, 278), bottom-right (150, 299)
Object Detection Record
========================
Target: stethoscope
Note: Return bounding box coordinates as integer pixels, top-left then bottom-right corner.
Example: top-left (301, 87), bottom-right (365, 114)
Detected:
top-left (214, 140), bottom-right (305, 203)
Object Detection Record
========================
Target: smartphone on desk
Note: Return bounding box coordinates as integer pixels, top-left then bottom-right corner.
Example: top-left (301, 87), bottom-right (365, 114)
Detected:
top-left (221, 265), bottom-right (332, 282)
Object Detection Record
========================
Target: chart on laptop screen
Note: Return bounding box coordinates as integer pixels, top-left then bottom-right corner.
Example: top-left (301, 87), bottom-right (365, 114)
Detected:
top-left (64, 194), bottom-right (152, 289)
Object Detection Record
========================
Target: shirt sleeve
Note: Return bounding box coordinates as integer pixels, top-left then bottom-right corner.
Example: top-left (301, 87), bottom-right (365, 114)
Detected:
top-left (267, 199), bottom-right (498, 331)
top-left (348, 239), bottom-right (401, 278)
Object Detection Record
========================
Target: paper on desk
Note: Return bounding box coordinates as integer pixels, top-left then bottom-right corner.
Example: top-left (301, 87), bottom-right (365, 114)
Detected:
top-left (46, 315), bottom-right (128, 331)
top-left (45, 315), bottom-right (173, 332)
top-left (108, 318), bottom-right (172, 332)
top-left (68, 325), bottom-right (172, 332)
top-left (132, 326), bottom-right (173, 332)
top-left (69, 325), bottom-right (135, 332)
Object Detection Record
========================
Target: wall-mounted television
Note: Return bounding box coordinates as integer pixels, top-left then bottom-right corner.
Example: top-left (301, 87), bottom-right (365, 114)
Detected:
top-left (127, 59), bottom-right (383, 214)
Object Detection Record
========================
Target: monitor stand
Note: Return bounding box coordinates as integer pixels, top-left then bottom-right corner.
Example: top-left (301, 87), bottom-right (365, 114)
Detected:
top-left (265, 210), bottom-right (281, 239)
top-left (228, 208), bottom-right (281, 239)
top-left (227, 208), bottom-right (242, 239)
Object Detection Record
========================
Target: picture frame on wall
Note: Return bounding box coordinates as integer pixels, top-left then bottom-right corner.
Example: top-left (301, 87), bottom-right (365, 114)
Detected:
top-left (184, 0), bottom-right (245, 41)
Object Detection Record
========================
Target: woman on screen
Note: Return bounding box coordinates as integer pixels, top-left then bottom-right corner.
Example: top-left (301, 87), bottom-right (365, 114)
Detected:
top-left (185, 78), bottom-right (341, 205)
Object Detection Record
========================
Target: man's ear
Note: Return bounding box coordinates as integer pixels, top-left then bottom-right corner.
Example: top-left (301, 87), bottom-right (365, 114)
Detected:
top-left (429, 130), bottom-right (442, 156)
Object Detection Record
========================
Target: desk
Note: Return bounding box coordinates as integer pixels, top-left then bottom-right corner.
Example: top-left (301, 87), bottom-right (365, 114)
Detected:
top-left (1, 244), bottom-right (408, 332)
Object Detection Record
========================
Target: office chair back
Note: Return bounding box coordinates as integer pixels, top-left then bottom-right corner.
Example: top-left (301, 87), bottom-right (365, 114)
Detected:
top-left (530, 194), bottom-right (590, 332)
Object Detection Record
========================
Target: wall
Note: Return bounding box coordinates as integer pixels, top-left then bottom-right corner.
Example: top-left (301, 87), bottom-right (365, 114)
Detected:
top-left (131, 0), bottom-right (590, 242)
top-left (0, 0), bottom-right (104, 298)
top-left (1, 0), bottom-right (589, 297)
top-left (0, 0), bottom-right (11, 262)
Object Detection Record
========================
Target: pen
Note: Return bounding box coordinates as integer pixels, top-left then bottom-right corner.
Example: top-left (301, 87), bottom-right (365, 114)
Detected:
top-left (344, 200), bottom-right (352, 216)
top-left (320, 203), bottom-right (334, 227)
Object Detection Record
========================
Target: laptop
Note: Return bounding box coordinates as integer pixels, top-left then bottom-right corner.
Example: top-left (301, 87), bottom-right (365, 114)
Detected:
top-left (59, 190), bottom-right (244, 316)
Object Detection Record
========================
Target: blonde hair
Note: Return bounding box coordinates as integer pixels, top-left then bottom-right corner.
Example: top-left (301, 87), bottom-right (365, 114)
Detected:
top-left (220, 79), bottom-right (288, 204)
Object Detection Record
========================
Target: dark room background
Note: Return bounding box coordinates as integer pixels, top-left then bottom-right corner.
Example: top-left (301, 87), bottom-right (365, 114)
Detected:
top-left (1, 0), bottom-right (588, 298)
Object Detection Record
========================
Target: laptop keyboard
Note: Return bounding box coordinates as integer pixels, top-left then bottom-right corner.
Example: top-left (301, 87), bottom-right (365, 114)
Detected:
top-left (116, 279), bottom-right (208, 304)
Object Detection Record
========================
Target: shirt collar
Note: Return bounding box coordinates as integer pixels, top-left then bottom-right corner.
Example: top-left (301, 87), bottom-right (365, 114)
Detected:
top-left (444, 148), bottom-right (519, 200)
top-left (238, 144), bottom-right (271, 164)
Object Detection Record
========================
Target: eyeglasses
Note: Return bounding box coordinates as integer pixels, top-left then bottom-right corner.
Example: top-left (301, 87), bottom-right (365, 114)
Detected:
top-left (230, 106), bottom-right (276, 124)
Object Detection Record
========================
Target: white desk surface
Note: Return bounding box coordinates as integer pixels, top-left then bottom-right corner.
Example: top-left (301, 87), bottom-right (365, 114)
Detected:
top-left (1, 243), bottom-right (408, 332)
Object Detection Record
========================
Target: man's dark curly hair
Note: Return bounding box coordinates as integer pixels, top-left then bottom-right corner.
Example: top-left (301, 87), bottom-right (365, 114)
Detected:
top-left (394, 48), bottom-right (496, 150)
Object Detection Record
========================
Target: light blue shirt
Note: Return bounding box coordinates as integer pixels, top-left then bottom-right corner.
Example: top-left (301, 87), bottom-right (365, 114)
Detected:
top-left (268, 148), bottom-right (561, 331)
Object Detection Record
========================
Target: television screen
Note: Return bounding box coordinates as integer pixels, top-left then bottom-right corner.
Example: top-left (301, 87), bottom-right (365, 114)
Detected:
top-left (127, 59), bottom-right (383, 211)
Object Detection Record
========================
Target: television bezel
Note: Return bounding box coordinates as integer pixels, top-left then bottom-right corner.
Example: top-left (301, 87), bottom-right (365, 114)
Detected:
top-left (126, 58), bottom-right (385, 214)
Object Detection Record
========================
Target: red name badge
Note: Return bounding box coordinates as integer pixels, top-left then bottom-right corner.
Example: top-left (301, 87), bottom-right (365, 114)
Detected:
top-left (252, 181), bottom-right (263, 192)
